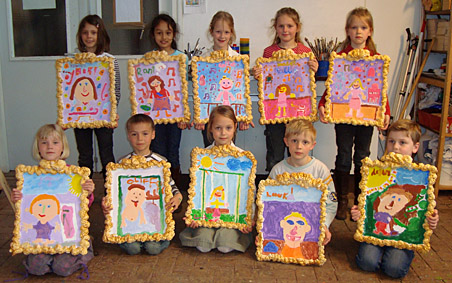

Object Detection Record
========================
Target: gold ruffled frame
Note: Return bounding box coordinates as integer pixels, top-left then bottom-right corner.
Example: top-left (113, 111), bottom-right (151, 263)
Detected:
top-left (185, 145), bottom-right (256, 230)
top-left (354, 152), bottom-right (437, 252)
top-left (191, 50), bottom-right (252, 124)
top-left (10, 160), bottom-right (91, 255)
top-left (255, 50), bottom-right (317, 124)
top-left (256, 172), bottom-right (327, 265)
top-left (103, 155), bottom-right (175, 244)
top-left (324, 49), bottom-right (390, 127)
top-left (55, 53), bottom-right (118, 129)
top-left (128, 51), bottom-right (190, 124)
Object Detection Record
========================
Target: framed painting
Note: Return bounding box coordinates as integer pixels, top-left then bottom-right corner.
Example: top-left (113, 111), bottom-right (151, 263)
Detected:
top-left (10, 160), bottom-right (91, 255)
top-left (191, 50), bottom-right (252, 124)
top-left (256, 50), bottom-right (317, 124)
top-left (354, 153), bottom-right (437, 252)
top-left (256, 172), bottom-right (327, 265)
top-left (56, 53), bottom-right (118, 129)
top-left (103, 155), bottom-right (175, 244)
top-left (185, 145), bottom-right (257, 230)
top-left (128, 51), bottom-right (190, 124)
top-left (324, 49), bottom-right (390, 127)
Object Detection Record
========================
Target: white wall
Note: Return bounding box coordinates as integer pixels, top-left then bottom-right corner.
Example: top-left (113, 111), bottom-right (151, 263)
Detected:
top-left (0, 1), bottom-right (422, 174)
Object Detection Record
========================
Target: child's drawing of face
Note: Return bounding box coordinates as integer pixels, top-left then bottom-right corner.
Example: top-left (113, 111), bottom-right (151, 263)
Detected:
top-left (353, 80), bottom-right (360, 88)
top-left (219, 77), bottom-right (233, 90)
top-left (280, 214), bottom-right (311, 248)
top-left (125, 187), bottom-right (146, 208)
top-left (72, 77), bottom-right (96, 103)
top-left (31, 199), bottom-right (59, 224)
top-left (278, 85), bottom-right (287, 94)
top-left (150, 78), bottom-right (162, 89)
top-left (377, 193), bottom-right (410, 216)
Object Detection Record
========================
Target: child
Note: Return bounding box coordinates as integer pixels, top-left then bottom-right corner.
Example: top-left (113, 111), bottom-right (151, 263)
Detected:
top-left (253, 7), bottom-right (318, 172)
top-left (148, 14), bottom-right (189, 188)
top-left (269, 119), bottom-right (338, 245)
top-left (195, 11), bottom-right (254, 147)
top-left (11, 124), bottom-right (95, 278)
top-left (101, 114), bottom-right (183, 255)
top-left (180, 105), bottom-right (253, 253)
top-left (351, 119), bottom-right (439, 278)
top-left (318, 7), bottom-right (390, 220)
top-left (74, 15), bottom-right (120, 180)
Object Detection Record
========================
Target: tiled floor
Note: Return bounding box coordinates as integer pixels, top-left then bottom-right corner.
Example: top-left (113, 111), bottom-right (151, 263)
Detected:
top-left (0, 173), bottom-right (452, 282)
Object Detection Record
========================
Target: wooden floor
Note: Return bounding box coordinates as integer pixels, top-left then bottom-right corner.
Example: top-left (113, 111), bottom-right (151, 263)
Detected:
top-left (0, 172), bottom-right (452, 282)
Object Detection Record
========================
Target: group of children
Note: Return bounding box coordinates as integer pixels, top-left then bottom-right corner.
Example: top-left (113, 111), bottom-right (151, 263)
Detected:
top-left (8, 5), bottom-right (441, 280)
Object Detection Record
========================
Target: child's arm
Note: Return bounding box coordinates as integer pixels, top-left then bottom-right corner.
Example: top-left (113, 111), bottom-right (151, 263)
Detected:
top-left (82, 179), bottom-right (95, 207)
top-left (308, 58), bottom-right (319, 73)
top-left (350, 205), bottom-right (361, 221)
top-left (165, 192), bottom-right (183, 212)
top-left (101, 196), bottom-right (113, 216)
top-left (11, 188), bottom-right (22, 203)
top-left (324, 174), bottom-right (338, 227)
top-left (427, 209), bottom-right (439, 230)
top-left (323, 225), bottom-right (331, 246)
top-left (318, 106), bottom-right (327, 123)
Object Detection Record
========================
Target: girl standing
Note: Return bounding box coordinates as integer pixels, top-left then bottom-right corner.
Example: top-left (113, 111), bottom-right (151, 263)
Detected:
top-left (318, 7), bottom-right (390, 220)
top-left (195, 11), bottom-right (254, 147)
top-left (11, 124), bottom-right (95, 278)
top-left (180, 105), bottom-right (253, 253)
top-left (149, 14), bottom-right (189, 188)
top-left (253, 7), bottom-right (318, 172)
top-left (75, 15), bottom-right (120, 180)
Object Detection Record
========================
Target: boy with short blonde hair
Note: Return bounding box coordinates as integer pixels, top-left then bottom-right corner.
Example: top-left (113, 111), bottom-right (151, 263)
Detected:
top-left (269, 119), bottom-right (338, 245)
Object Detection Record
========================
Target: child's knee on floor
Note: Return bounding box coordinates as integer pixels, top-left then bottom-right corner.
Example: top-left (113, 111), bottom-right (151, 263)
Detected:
top-left (144, 240), bottom-right (170, 255)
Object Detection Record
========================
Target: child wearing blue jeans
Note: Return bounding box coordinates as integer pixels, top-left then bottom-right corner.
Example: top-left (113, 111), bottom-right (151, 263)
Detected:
top-left (102, 114), bottom-right (182, 255)
top-left (351, 119), bottom-right (439, 278)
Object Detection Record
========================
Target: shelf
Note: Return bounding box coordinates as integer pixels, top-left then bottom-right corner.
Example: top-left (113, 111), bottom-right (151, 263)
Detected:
top-left (418, 121), bottom-right (452, 137)
top-left (419, 73), bottom-right (446, 87)
top-left (438, 184), bottom-right (452, 190)
top-left (425, 10), bottom-right (451, 15)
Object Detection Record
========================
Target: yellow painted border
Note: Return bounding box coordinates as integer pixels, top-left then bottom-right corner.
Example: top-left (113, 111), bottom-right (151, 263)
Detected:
top-left (255, 50), bottom-right (317, 125)
top-left (185, 145), bottom-right (256, 230)
top-left (354, 152), bottom-right (437, 252)
top-left (102, 155), bottom-right (175, 244)
top-left (56, 53), bottom-right (118, 129)
top-left (255, 172), bottom-right (327, 265)
top-left (324, 49), bottom-right (390, 127)
top-left (128, 51), bottom-right (190, 124)
top-left (10, 160), bottom-right (91, 255)
top-left (191, 50), bottom-right (252, 124)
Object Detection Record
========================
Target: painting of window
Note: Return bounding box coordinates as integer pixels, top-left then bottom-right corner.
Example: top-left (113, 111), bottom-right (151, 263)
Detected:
top-left (191, 51), bottom-right (252, 124)
top-left (128, 51), bottom-right (190, 124)
top-left (56, 53), bottom-right (118, 129)
top-left (103, 156), bottom-right (175, 244)
top-left (324, 49), bottom-right (390, 127)
top-left (255, 50), bottom-right (317, 124)
top-left (11, 160), bottom-right (91, 255)
top-left (185, 146), bottom-right (256, 230)
top-left (354, 153), bottom-right (437, 251)
top-left (256, 172), bottom-right (327, 265)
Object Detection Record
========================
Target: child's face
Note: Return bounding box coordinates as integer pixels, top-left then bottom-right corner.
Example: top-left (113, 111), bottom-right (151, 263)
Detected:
top-left (210, 115), bottom-right (236, 146)
top-left (346, 16), bottom-right (372, 49)
top-left (38, 135), bottom-right (63, 161)
top-left (386, 130), bottom-right (419, 156)
top-left (73, 78), bottom-right (95, 103)
top-left (276, 14), bottom-right (299, 46)
top-left (377, 193), bottom-right (410, 216)
top-left (81, 23), bottom-right (98, 53)
top-left (127, 122), bottom-right (155, 156)
top-left (212, 20), bottom-right (232, 51)
top-left (154, 21), bottom-right (174, 53)
top-left (31, 199), bottom-right (59, 224)
top-left (284, 132), bottom-right (315, 167)
top-left (280, 216), bottom-right (310, 246)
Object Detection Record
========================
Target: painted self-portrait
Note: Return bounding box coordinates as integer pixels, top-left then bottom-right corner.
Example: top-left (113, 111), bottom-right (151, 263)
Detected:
top-left (70, 77), bottom-right (97, 104)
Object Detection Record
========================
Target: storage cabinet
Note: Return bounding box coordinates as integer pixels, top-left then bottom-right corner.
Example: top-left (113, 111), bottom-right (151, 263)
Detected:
top-left (417, 9), bottom-right (452, 197)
